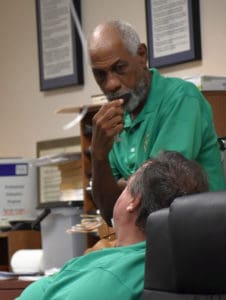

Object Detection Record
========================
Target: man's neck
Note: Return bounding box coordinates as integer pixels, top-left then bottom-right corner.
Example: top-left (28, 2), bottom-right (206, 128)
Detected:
top-left (115, 227), bottom-right (146, 247)
top-left (130, 99), bottom-right (146, 120)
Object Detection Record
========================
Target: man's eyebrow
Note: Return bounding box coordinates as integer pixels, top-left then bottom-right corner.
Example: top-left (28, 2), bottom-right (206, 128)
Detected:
top-left (112, 60), bottom-right (128, 66)
top-left (92, 67), bottom-right (105, 72)
top-left (92, 59), bottom-right (127, 72)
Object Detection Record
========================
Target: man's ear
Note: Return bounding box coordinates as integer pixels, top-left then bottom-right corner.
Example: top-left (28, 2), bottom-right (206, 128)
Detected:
top-left (136, 43), bottom-right (148, 66)
top-left (126, 195), bottom-right (141, 213)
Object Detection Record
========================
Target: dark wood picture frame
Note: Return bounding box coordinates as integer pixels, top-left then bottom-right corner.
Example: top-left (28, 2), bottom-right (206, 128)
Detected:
top-left (145, 0), bottom-right (202, 68)
top-left (35, 0), bottom-right (84, 90)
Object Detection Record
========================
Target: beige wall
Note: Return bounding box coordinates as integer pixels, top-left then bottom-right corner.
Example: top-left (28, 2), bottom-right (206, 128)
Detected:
top-left (0, 0), bottom-right (225, 158)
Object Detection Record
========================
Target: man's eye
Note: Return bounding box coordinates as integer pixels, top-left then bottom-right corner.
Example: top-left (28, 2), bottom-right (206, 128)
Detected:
top-left (113, 64), bottom-right (127, 74)
top-left (93, 70), bottom-right (106, 82)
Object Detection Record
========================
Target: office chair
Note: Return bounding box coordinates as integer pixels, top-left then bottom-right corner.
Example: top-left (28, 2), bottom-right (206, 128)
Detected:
top-left (141, 191), bottom-right (226, 300)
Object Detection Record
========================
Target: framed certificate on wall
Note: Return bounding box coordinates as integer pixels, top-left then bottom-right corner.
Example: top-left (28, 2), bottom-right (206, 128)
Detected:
top-left (145, 0), bottom-right (202, 68)
top-left (36, 0), bottom-right (84, 90)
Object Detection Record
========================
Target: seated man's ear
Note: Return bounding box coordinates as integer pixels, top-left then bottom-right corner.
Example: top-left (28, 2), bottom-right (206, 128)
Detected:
top-left (126, 195), bottom-right (141, 213)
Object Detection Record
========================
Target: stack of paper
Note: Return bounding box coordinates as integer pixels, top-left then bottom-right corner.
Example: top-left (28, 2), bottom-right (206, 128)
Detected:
top-left (183, 75), bottom-right (226, 91)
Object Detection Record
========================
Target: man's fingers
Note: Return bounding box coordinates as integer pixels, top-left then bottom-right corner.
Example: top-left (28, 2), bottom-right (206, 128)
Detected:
top-left (99, 99), bottom-right (124, 114)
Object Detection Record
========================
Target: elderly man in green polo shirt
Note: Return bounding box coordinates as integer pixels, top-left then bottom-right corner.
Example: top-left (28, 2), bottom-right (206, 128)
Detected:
top-left (89, 19), bottom-right (226, 225)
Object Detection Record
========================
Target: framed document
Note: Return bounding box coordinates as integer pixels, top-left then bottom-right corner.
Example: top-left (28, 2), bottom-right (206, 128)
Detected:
top-left (145, 0), bottom-right (202, 68)
top-left (36, 0), bottom-right (84, 90)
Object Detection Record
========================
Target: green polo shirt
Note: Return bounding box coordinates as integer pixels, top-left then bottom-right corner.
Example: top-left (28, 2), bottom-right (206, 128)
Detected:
top-left (109, 68), bottom-right (226, 191)
top-left (17, 242), bottom-right (145, 300)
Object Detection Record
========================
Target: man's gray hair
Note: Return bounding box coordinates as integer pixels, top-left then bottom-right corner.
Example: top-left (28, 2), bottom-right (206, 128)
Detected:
top-left (128, 151), bottom-right (209, 231)
top-left (106, 20), bottom-right (140, 55)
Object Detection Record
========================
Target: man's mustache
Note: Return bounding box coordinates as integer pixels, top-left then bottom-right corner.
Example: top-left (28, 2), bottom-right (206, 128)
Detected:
top-left (107, 92), bottom-right (131, 103)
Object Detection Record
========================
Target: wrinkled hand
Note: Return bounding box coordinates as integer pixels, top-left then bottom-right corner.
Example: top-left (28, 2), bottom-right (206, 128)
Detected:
top-left (92, 99), bottom-right (124, 160)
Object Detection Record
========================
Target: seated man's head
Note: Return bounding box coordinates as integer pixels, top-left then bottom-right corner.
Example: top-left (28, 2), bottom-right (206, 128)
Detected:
top-left (113, 151), bottom-right (208, 244)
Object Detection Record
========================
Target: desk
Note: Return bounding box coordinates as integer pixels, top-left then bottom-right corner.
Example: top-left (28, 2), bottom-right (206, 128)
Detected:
top-left (0, 279), bottom-right (31, 299)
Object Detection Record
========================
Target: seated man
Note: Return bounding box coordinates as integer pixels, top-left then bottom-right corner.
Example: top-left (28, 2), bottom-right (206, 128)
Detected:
top-left (17, 151), bottom-right (208, 300)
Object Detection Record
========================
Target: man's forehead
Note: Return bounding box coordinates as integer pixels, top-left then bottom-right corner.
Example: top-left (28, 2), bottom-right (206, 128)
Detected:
top-left (89, 24), bottom-right (120, 48)
top-left (89, 25), bottom-right (132, 61)
top-left (89, 43), bottom-right (130, 71)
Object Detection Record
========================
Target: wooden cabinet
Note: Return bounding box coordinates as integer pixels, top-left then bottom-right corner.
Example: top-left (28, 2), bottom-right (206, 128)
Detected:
top-left (0, 279), bottom-right (32, 300)
top-left (0, 230), bottom-right (41, 271)
top-left (57, 104), bottom-right (115, 248)
top-left (203, 91), bottom-right (226, 137)
top-left (79, 105), bottom-right (100, 216)
top-left (79, 105), bottom-right (100, 247)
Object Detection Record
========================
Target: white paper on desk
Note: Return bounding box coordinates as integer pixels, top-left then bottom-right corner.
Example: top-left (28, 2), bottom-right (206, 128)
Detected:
top-left (18, 275), bottom-right (45, 281)
top-left (0, 271), bottom-right (41, 280)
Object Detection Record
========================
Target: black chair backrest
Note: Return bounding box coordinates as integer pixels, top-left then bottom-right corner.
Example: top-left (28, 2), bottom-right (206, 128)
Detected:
top-left (142, 191), bottom-right (226, 300)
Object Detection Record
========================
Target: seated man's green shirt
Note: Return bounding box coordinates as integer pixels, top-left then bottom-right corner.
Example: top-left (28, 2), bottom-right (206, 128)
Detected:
top-left (17, 242), bottom-right (145, 300)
